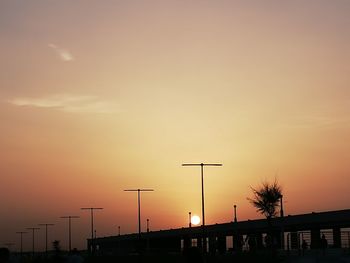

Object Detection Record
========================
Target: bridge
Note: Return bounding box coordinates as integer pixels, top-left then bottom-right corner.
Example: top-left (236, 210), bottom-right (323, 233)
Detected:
top-left (91, 209), bottom-right (350, 254)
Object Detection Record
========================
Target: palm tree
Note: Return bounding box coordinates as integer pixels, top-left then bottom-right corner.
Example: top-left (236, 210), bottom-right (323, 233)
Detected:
top-left (248, 180), bottom-right (282, 220)
top-left (248, 180), bottom-right (282, 251)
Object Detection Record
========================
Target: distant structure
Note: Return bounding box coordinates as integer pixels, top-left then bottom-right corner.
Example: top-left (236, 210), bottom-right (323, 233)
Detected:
top-left (81, 207), bottom-right (103, 253)
top-left (91, 209), bottom-right (350, 255)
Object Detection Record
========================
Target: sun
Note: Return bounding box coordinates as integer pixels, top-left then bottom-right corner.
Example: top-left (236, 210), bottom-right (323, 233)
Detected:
top-left (191, 215), bottom-right (201, 225)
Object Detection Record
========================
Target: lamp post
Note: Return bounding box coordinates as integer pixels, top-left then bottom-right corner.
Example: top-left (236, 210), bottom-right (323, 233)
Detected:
top-left (16, 232), bottom-right (27, 255)
top-left (124, 189), bottom-right (154, 239)
top-left (38, 223), bottom-right (54, 254)
top-left (280, 195), bottom-right (284, 217)
top-left (60, 216), bottom-right (80, 252)
top-left (81, 207), bottom-right (103, 253)
top-left (234, 205), bottom-right (237, 223)
top-left (189, 212), bottom-right (192, 228)
top-left (280, 195), bottom-right (285, 249)
top-left (26, 227), bottom-right (40, 257)
top-left (182, 162), bottom-right (222, 252)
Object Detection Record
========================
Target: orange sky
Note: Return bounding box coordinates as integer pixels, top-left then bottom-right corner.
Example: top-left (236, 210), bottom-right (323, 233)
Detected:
top-left (1, 0), bottom-right (350, 251)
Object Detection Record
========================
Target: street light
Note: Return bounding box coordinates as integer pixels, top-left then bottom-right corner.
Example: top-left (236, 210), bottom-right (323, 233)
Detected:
top-left (182, 162), bottom-right (222, 252)
top-left (234, 205), bottom-right (237, 223)
top-left (38, 223), bottom-right (54, 254)
top-left (81, 207), bottom-right (103, 253)
top-left (26, 227), bottom-right (40, 256)
top-left (124, 189), bottom-right (154, 239)
top-left (280, 195), bottom-right (284, 217)
top-left (60, 216), bottom-right (80, 252)
top-left (16, 232), bottom-right (27, 255)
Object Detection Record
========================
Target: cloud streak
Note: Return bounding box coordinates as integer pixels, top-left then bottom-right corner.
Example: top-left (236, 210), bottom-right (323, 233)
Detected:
top-left (48, 43), bottom-right (74, 61)
top-left (9, 94), bottom-right (120, 114)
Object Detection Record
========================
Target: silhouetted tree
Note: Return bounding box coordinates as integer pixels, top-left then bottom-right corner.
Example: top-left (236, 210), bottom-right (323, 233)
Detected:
top-left (248, 180), bottom-right (282, 220)
top-left (248, 180), bottom-right (282, 252)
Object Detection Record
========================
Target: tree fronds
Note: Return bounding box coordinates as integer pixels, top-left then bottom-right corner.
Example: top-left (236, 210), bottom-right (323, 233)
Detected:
top-left (247, 180), bottom-right (282, 219)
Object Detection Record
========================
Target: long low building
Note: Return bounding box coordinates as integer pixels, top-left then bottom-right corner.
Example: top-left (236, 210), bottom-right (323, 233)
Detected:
top-left (91, 209), bottom-right (350, 254)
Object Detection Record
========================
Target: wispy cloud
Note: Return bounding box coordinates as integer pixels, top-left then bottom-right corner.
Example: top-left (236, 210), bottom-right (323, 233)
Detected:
top-left (9, 94), bottom-right (120, 114)
top-left (295, 115), bottom-right (350, 128)
top-left (48, 43), bottom-right (74, 62)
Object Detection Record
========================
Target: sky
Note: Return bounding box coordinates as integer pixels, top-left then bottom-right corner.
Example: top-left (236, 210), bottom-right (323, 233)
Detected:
top-left (1, 0), bottom-right (350, 252)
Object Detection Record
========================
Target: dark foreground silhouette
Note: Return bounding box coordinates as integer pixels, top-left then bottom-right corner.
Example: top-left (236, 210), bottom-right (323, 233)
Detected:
top-left (3, 247), bottom-right (350, 263)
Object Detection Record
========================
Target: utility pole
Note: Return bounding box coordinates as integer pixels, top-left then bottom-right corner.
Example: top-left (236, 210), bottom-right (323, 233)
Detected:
top-left (280, 195), bottom-right (285, 249)
top-left (182, 162), bottom-right (222, 253)
top-left (234, 205), bottom-right (237, 223)
top-left (189, 212), bottom-right (192, 228)
top-left (26, 227), bottom-right (40, 257)
top-left (280, 195), bottom-right (284, 217)
top-left (124, 189), bottom-right (154, 239)
top-left (38, 223), bottom-right (54, 254)
top-left (60, 216), bottom-right (80, 252)
top-left (81, 207), bottom-right (103, 253)
top-left (16, 231), bottom-right (27, 255)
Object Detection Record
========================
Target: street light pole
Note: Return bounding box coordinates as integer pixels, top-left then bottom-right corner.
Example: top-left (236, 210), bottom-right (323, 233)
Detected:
top-left (182, 162), bottom-right (222, 253)
top-left (38, 223), bottom-right (54, 254)
top-left (81, 207), bottom-right (103, 253)
top-left (234, 205), bottom-right (237, 223)
top-left (60, 216), bottom-right (80, 252)
top-left (280, 195), bottom-right (284, 217)
top-left (26, 227), bottom-right (40, 257)
top-left (16, 231), bottom-right (27, 255)
top-left (124, 189), bottom-right (154, 239)
top-left (189, 212), bottom-right (192, 228)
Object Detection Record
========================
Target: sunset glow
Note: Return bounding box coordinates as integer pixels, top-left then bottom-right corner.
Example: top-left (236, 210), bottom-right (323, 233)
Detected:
top-left (191, 215), bottom-right (201, 226)
top-left (1, 0), bottom-right (350, 252)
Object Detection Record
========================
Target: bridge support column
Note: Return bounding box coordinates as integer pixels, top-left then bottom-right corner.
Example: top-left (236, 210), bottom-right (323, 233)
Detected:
top-left (233, 234), bottom-right (243, 252)
top-left (208, 236), bottom-right (216, 255)
top-left (290, 232), bottom-right (298, 249)
top-left (333, 227), bottom-right (341, 248)
top-left (183, 237), bottom-right (191, 250)
top-left (197, 237), bottom-right (202, 249)
top-left (310, 228), bottom-right (321, 249)
top-left (256, 233), bottom-right (263, 249)
top-left (217, 235), bottom-right (226, 254)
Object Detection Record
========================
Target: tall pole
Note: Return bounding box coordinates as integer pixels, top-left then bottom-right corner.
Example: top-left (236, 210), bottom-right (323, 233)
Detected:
top-left (234, 205), bottom-right (237, 223)
top-left (280, 195), bottom-right (284, 217)
top-left (81, 207), bottom-right (103, 253)
top-left (124, 189), bottom-right (154, 240)
top-left (147, 219), bottom-right (150, 233)
top-left (60, 216), bottom-right (80, 252)
top-left (16, 232), bottom-right (27, 255)
top-left (189, 212), bottom-right (192, 228)
top-left (138, 191), bottom-right (141, 235)
top-left (26, 227), bottom-right (40, 257)
top-left (118, 226), bottom-right (121, 236)
top-left (182, 162), bottom-right (222, 253)
top-left (38, 223), bottom-right (54, 254)
top-left (280, 195), bottom-right (285, 249)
